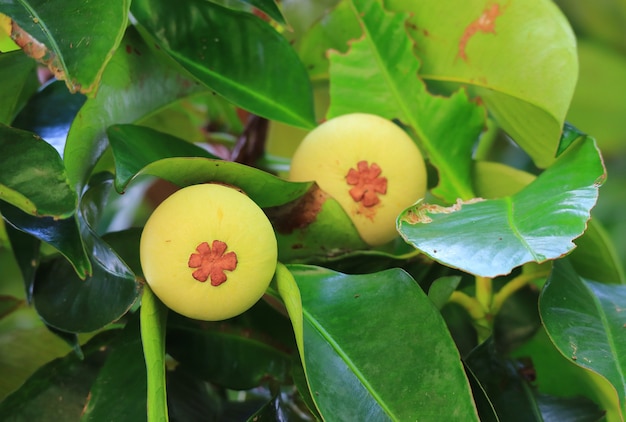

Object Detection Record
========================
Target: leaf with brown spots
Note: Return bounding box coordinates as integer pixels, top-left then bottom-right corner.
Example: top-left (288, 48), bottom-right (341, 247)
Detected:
top-left (0, 0), bottom-right (129, 96)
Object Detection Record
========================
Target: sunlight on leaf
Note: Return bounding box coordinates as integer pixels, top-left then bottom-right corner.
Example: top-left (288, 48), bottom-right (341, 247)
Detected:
top-left (327, 0), bottom-right (485, 202)
top-left (398, 137), bottom-right (605, 277)
top-left (131, 0), bottom-right (315, 128)
top-left (386, 0), bottom-right (578, 168)
top-left (280, 264), bottom-right (479, 421)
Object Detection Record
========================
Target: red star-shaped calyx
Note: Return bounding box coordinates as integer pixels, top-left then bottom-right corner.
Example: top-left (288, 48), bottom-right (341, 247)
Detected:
top-left (188, 240), bottom-right (238, 286)
top-left (345, 160), bottom-right (388, 207)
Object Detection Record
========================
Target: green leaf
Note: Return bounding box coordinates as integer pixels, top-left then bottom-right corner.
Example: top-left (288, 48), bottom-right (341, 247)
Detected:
top-left (387, 0), bottom-right (578, 168)
top-left (540, 259), bottom-right (626, 416)
top-left (0, 0), bottom-right (128, 95)
top-left (12, 79), bottom-right (87, 156)
top-left (82, 317), bottom-right (147, 422)
top-left (108, 124), bottom-right (312, 208)
top-left (140, 285), bottom-right (169, 422)
top-left (327, 0), bottom-right (485, 202)
top-left (398, 136), bottom-right (605, 277)
top-left (63, 26), bottom-right (205, 193)
top-left (0, 124), bottom-right (76, 218)
top-left (131, 0), bottom-right (315, 129)
top-left (166, 301), bottom-right (294, 390)
top-left (279, 264), bottom-right (479, 421)
top-left (0, 330), bottom-right (116, 420)
top-left (0, 202), bottom-right (90, 279)
top-left (428, 275), bottom-right (462, 309)
top-left (224, 0), bottom-right (286, 24)
top-left (0, 51), bottom-right (38, 124)
top-left (4, 222), bottom-right (40, 301)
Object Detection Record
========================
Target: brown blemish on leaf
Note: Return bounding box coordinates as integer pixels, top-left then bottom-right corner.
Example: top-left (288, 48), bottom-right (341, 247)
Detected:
top-left (266, 185), bottom-right (328, 234)
top-left (402, 198), bottom-right (485, 224)
top-left (188, 240), bottom-right (238, 286)
top-left (457, 3), bottom-right (506, 62)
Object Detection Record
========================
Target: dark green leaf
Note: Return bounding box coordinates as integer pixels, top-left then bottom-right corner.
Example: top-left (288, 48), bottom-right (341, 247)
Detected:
top-left (12, 80), bottom-right (86, 155)
top-left (1, 202), bottom-right (90, 279)
top-left (540, 259), bottom-right (626, 415)
top-left (108, 124), bottom-right (312, 207)
top-left (0, 124), bottom-right (76, 218)
top-left (63, 26), bottom-right (204, 193)
top-left (166, 300), bottom-right (294, 391)
top-left (0, 0), bottom-right (129, 95)
top-left (537, 393), bottom-right (605, 422)
top-left (131, 0), bottom-right (315, 128)
top-left (0, 50), bottom-right (38, 124)
top-left (398, 137), bottom-right (605, 277)
top-left (107, 123), bottom-right (216, 192)
top-left (278, 264), bottom-right (479, 420)
top-left (4, 221), bottom-right (40, 301)
top-left (428, 275), bottom-right (462, 309)
top-left (327, 0), bottom-right (485, 202)
top-left (222, 0), bottom-right (286, 24)
top-left (0, 295), bottom-right (23, 320)
top-left (493, 285), bottom-right (541, 355)
top-left (82, 316), bottom-right (147, 422)
top-left (0, 331), bottom-right (116, 421)
top-left (465, 338), bottom-right (542, 422)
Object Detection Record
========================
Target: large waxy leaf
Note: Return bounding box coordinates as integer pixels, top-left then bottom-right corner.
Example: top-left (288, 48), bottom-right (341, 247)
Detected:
top-left (0, 0), bottom-right (129, 95)
top-left (276, 264), bottom-right (479, 421)
top-left (63, 26), bottom-right (205, 193)
top-left (540, 259), bottom-right (626, 416)
top-left (386, 0), bottom-right (578, 168)
top-left (131, 0), bottom-right (315, 129)
top-left (0, 202), bottom-right (90, 279)
top-left (166, 301), bottom-right (294, 391)
top-left (0, 124), bottom-right (76, 218)
top-left (12, 80), bottom-right (86, 156)
top-left (108, 123), bottom-right (312, 208)
top-left (327, 0), bottom-right (485, 202)
top-left (82, 318), bottom-right (147, 422)
top-left (0, 50), bottom-right (37, 124)
top-left (398, 136), bottom-right (605, 277)
top-left (33, 177), bottom-right (141, 332)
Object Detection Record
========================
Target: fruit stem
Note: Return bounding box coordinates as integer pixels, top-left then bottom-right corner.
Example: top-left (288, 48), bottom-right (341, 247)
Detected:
top-left (491, 269), bottom-right (551, 315)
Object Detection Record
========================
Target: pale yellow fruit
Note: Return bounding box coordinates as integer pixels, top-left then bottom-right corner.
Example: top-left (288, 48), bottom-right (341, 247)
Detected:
top-left (289, 113), bottom-right (427, 246)
top-left (140, 184), bottom-right (277, 321)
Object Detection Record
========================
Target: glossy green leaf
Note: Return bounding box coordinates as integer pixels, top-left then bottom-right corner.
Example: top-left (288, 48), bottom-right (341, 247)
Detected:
top-left (12, 80), bottom-right (87, 156)
top-left (0, 0), bottom-right (129, 95)
top-left (0, 50), bottom-right (37, 124)
top-left (166, 301), bottom-right (294, 390)
top-left (4, 221), bottom-right (40, 301)
top-left (540, 259), bottom-right (626, 416)
top-left (82, 317), bottom-right (147, 422)
top-left (0, 202), bottom-right (90, 279)
top-left (0, 124), bottom-right (76, 218)
top-left (387, 0), bottom-right (578, 168)
top-left (398, 137), bottom-right (605, 277)
top-left (109, 124), bottom-right (312, 208)
top-left (131, 0), bottom-right (315, 129)
top-left (327, 0), bottom-right (485, 202)
top-left (140, 286), bottom-right (168, 422)
top-left (0, 330), bottom-right (115, 420)
top-left (63, 26), bottom-right (205, 193)
top-left (428, 275), bottom-right (462, 309)
top-left (280, 264), bottom-right (479, 421)
top-left (473, 159), bottom-right (625, 285)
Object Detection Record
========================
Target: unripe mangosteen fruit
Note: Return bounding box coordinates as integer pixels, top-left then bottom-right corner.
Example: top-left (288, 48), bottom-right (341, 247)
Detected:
top-left (140, 183), bottom-right (277, 321)
top-left (288, 113), bottom-right (427, 246)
